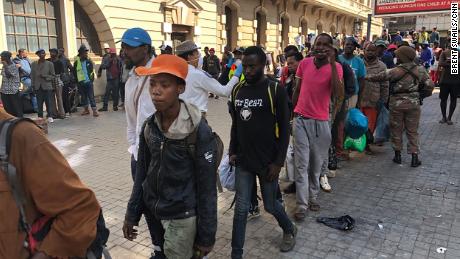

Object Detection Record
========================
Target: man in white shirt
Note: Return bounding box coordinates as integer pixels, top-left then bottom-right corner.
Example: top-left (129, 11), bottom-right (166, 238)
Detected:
top-left (175, 40), bottom-right (242, 115)
top-left (118, 27), bottom-right (162, 259)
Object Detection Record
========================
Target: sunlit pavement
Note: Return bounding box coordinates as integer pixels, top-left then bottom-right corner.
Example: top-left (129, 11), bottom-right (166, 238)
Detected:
top-left (47, 93), bottom-right (460, 259)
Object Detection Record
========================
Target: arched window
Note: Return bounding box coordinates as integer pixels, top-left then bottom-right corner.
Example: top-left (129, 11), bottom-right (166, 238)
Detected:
top-left (281, 16), bottom-right (289, 48)
top-left (4, 0), bottom-right (59, 52)
top-left (317, 22), bottom-right (323, 34)
top-left (301, 19), bottom-right (308, 36)
top-left (256, 11), bottom-right (267, 47)
top-left (74, 2), bottom-right (101, 55)
top-left (225, 6), bottom-right (237, 49)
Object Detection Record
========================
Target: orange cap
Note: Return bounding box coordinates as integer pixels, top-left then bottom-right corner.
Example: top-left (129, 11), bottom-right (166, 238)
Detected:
top-left (135, 54), bottom-right (188, 81)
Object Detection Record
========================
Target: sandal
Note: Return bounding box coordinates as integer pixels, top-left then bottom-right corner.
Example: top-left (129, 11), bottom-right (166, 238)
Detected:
top-left (294, 207), bottom-right (307, 221)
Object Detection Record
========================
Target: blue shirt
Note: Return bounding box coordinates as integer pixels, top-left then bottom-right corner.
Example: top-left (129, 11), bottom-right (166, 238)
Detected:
top-left (381, 51), bottom-right (396, 69)
top-left (338, 55), bottom-right (366, 94)
top-left (81, 60), bottom-right (90, 83)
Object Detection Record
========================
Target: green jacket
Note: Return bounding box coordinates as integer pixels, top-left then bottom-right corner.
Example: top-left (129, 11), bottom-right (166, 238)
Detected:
top-left (73, 57), bottom-right (95, 83)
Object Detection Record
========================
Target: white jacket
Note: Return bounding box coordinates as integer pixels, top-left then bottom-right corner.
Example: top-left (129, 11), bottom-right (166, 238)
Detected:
top-left (125, 57), bottom-right (156, 160)
top-left (180, 64), bottom-right (239, 113)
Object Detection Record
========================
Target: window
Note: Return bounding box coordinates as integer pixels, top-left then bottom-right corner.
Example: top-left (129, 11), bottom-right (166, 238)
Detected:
top-left (4, 0), bottom-right (58, 52)
top-left (74, 2), bottom-right (101, 55)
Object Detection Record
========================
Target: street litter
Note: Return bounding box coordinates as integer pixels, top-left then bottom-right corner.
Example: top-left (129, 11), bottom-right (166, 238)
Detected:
top-left (435, 215), bottom-right (442, 218)
top-left (436, 247), bottom-right (447, 254)
top-left (316, 215), bottom-right (355, 231)
top-left (378, 223), bottom-right (384, 230)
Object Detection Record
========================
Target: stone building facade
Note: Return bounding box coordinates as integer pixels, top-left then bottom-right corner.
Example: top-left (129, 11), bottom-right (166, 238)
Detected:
top-left (0, 0), bottom-right (383, 95)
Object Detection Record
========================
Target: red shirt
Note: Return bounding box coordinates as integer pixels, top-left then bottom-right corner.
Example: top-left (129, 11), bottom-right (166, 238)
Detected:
top-left (295, 57), bottom-right (343, 121)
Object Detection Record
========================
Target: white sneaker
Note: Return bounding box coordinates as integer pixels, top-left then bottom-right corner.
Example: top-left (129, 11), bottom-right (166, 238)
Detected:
top-left (47, 117), bottom-right (54, 123)
top-left (320, 175), bottom-right (332, 192)
top-left (327, 170), bottom-right (336, 178)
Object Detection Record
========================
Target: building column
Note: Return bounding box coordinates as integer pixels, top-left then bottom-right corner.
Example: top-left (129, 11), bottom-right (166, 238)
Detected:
top-left (0, 1), bottom-right (8, 51)
top-left (59, 0), bottom-right (78, 57)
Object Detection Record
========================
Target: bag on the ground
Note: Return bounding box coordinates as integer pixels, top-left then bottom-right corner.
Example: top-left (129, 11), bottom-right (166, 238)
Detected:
top-left (20, 93), bottom-right (35, 114)
top-left (344, 134), bottom-right (367, 152)
top-left (218, 153), bottom-right (235, 191)
top-left (316, 215), bottom-right (355, 231)
top-left (374, 104), bottom-right (390, 143)
top-left (0, 118), bottom-right (111, 259)
top-left (345, 108), bottom-right (368, 139)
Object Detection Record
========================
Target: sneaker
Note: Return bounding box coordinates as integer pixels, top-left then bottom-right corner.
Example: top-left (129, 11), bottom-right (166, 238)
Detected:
top-left (327, 170), bottom-right (336, 178)
top-left (71, 107), bottom-right (78, 113)
top-left (308, 200), bottom-right (320, 211)
top-left (98, 107), bottom-right (108, 112)
top-left (47, 117), bottom-right (54, 123)
top-left (320, 175), bottom-right (332, 192)
top-left (247, 206), bottom-right (260, 221)
top-left (118, 102), bottom-right (124, 108)
top-left (65, 113), bottom-right (71, 118)
top-left (280, 223), bottom-right (297, 252)
top-left (113, 106), bottom-right (119, 111)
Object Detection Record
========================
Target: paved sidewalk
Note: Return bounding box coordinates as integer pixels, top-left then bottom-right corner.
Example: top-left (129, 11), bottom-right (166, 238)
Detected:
top-left (47, 94), bottom-right (460, 259)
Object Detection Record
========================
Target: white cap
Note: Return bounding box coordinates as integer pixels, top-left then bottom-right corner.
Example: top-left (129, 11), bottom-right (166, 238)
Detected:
top-left (103, 43), bottom-right (110, 49)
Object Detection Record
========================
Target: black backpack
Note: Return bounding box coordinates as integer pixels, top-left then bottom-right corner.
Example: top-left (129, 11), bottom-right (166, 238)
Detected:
top-left (0, 118), bottom-right (111, 259)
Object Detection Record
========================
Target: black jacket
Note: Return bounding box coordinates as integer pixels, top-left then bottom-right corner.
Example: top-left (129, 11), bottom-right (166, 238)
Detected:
top-left (125, 115), bottom-right (218, 247)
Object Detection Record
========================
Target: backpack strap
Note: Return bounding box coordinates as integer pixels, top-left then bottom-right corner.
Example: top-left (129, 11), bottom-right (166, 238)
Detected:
top-left (267, 80), bottom-right (279, 139)
top-left (231, 80), bottom-right (245, 110)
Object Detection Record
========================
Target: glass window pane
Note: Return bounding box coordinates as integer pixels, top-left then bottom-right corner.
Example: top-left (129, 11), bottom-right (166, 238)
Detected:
top-left (3, 0), bottom-right (13, 13)
top-left (39, 36), bottom-right (48, 49)
top-left (47, 19), bottom-right (56, 35)
top-left (35, 0), bottom-right (45, 16)
top-left (45, 0), bottom-right (55, 17)
top-left (13, 1), bottom-right (24, 14)
top-left (49, 37), bottom-right (57, 48)
top-left (37, 18), bottom-right (47, 35)
top-left (25, 0), bottom-right (36, 14)
top-left (16, 35), bottom-right (27, 50)
top-left (28, 36), bottom-right (39, 52)
top-left (75, 22), bottom-right (81, 37)
top-left (14, 16), bottom-right (26, 34)
top-left (26, 17), bottom-right (38, 35)
top-left (5, 15), bottom-right (15, 34)
top-left (7, 35), bottom-right (16, 52)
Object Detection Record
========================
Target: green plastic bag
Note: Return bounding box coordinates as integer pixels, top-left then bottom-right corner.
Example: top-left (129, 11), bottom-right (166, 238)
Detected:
top-left (344, 134), bottom-right (367, 153)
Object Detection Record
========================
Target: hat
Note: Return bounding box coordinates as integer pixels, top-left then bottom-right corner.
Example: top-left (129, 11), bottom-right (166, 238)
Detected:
top-left (135, 54), bottom-right (188, 82)
top-left (35, 48), bottom-right (45, 54)
top-left (233, 47), bottom-right (245, 54)
top-left (387, 44), bottom-right (397, 50)
top-left (117, 28), bottom-right (152, 47)
top-left (209, 48), bottom-right (215, 52)
top-left (374, 39), bottom-right (388, 47)
top-left (395, 46), bottom-right (416, 63)
top-left (109, 48), bottom-right (117, 54)
top-left (0, 51), bottom-right (12, 58)
top-left (175, 40), bottom-right (200, 55)
top-left (78, 45), bottom-right (89, 53)
top-left (103, 43), bottom-right (110, 49)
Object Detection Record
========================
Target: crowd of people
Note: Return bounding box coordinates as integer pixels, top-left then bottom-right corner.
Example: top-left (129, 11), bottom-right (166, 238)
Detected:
top-left (0, 25), bottom-right (458, 259)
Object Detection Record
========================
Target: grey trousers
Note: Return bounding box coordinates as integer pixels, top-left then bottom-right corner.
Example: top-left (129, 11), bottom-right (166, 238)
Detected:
top-left (293, 116), bottom-right (331, 209)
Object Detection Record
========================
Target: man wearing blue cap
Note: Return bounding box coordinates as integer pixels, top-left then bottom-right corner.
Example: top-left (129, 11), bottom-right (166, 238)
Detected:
top-left (119, 27), bottom-right (161, 259)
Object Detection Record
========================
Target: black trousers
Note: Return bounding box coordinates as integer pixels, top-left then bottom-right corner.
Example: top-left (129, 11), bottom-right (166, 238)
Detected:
top-left (1, 92), bottom-right (23, 117)
top-left (36, 88), bottom-right (52, 118)
top-left (119, 82), bottom-right (126, 104)
top-left (102, 79), bottom-right (119, 108)
top-left (62, 83), bottom-right (72, 114)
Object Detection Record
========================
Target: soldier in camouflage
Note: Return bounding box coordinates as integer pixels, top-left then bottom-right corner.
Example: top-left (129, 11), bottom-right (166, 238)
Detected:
top-left (366, 46), bottom-right (434, 167)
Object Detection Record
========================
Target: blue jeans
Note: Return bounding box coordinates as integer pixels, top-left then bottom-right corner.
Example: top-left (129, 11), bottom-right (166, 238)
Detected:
top-left (78, 81), bottom-right (96, 108)
top-left (231, 166), bottom-right (294, 259)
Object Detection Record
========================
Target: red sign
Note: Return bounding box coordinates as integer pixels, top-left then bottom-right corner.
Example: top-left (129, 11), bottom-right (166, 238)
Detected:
top-left (374, 0), bottom-right (453, 15)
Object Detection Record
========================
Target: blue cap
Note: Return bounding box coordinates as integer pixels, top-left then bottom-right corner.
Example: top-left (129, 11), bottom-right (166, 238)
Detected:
top-left (118, 28), bottom-right (151, 47)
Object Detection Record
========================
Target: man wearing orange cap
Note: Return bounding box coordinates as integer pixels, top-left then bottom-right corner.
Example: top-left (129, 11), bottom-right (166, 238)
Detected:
top-left (98, 48), bottom-right (122, 112)
top-left (123, 54), bottom-right (218, 259)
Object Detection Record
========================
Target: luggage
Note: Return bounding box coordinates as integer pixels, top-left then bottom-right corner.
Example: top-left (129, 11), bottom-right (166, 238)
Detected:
top-left (344, 134), bottom-right (367, 153)
top-left (218, 153), bottom-right (235, 191)
top-left (374, 104), bottom-right (390, 143)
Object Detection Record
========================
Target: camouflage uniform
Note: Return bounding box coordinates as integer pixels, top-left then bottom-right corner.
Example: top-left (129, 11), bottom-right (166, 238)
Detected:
top-left (367, 62), bottom-right (434, 153)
